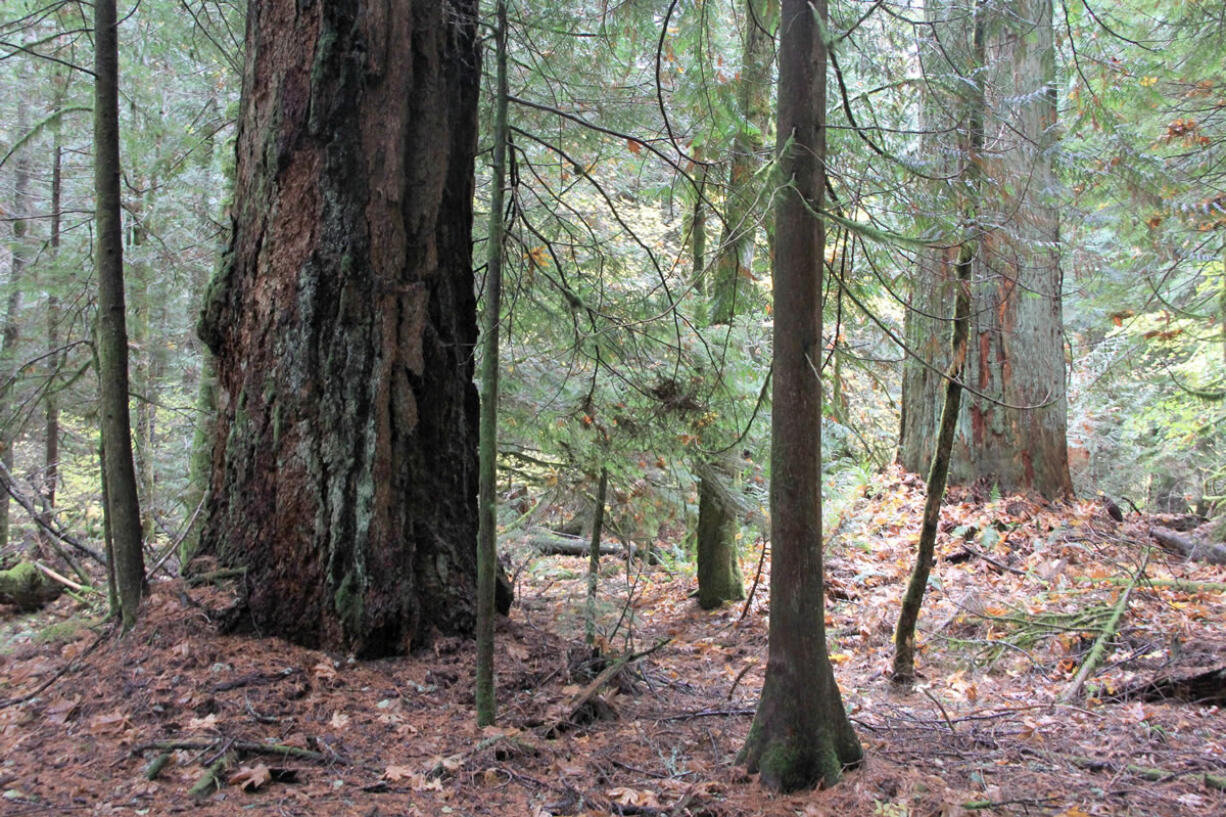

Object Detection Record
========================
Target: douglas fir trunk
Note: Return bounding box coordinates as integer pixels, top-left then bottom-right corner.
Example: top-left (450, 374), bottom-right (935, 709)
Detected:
top-left (198, 0), bottom-right (494, 656)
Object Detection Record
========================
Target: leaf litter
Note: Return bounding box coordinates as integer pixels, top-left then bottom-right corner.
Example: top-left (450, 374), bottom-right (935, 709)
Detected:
top-left (0, 466), bottom-right (1222, 816)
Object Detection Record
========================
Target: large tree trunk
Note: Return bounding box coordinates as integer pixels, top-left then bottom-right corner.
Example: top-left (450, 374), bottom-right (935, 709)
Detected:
top-left (198, 0), bottom-right (488, 657)
top-left (899, 0), bottom-right (1072, 498)
top-left (738, 0), bottom-right (862, 792)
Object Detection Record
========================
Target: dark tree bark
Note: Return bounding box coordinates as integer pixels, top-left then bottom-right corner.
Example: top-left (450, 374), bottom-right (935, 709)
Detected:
top-left (198, 0), bottom-right (494, 656)
top-left (738, 0), bottom-right (862, 791)
top-left (899, 0), bottom-right (1072, 498)
top-left (95, 0), bottom-right (145, 628)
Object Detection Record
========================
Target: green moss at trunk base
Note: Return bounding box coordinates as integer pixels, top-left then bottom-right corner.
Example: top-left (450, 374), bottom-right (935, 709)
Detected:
top-left (741, 726), bottom-right (849, 793)
top-left (333, 569), bottom-right (364, 636)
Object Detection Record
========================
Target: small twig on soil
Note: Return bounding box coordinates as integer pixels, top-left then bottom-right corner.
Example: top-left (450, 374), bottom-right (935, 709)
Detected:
top-left (186, 567), bottom-right (247, 586)
top-left (963, 796), bottom-right (1060, 810)
top-left (211, 667), bottom-right (299, 692)
top-left (920, 686), bottom-right (957, 735)
top-left (133, 738), bottom-right (336, 765)
top-left (1057, 550), bottom-right (1149, 704)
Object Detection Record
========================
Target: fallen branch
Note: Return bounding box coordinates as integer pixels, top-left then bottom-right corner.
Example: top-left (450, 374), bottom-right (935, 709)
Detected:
top-left (34, 561), bottom-right (90, 593)
top-left (547, 639), bottom-right (671, 734)
top-left (955, 544), bottom-right (1027, 576)
top-left (656, 707), bottom-right (756, 722)
top-left (1067, 754), bottom-right (1226, 791)
top-left (1073, 576), bottom-right (1226, 592)
top-left (1149, 526), bottom-right (1226, 565)
top-left (133, 738), bottom-right (334, 765)
top-left (524, 531), bottom-right (620, 557)
top-left (1057, 552), bottom-right (1149, 704)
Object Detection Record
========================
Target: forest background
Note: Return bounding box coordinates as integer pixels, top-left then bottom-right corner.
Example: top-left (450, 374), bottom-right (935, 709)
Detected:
top-left (0, 0), bottom-right (1224, 813)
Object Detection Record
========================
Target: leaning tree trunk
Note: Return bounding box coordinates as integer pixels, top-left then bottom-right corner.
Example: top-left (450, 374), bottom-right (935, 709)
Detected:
top-left (899, 0), bottom-right (1072, 498)
top-left (198, 0), bottom-right (494, 656)
top-left (738, 0), bottom-right (863, 792)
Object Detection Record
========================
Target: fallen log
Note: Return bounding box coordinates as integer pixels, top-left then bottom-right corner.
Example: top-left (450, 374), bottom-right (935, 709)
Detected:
top-left (1150, 526), bottom-right (1226, 566)
top-left (0, 561), bottom-right (63, 611)
top-left (521, 530), bottom-right (621, 557)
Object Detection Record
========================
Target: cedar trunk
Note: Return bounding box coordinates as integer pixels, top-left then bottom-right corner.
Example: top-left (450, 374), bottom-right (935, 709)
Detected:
top-left (899, 0), bottom-right (1071, 498)
top-left (198, 0), bottom-right (486, 656)
top-left (738, 0), bottom-right (862, 791)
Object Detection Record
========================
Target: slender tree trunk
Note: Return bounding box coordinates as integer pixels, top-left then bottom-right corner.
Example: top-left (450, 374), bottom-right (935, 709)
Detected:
top-left (181, 98), bottom-right (223, 567)
top-left (0, 87), bottom-right (31, 553)
top-left (710, 0), bottom-right (777, 325)
top-left (738, 0), bottom-right (862, 791)
top-left (585, 467), bottom-right (608, 648)
top-left (694, 0), bottom-right (777, 609)
top-left (95, 0), bottom-right (145, 629)
top-left (43, 143), bottom-right (62, 541)
top-left (899, 0), bottom-right (1071, 498)
top-left (893, 244), bottom-right (973, 682)
top-left (476, 0), bottom-right (509, 727)
top-left (894, 0), bottom-right (986, 683)
top-left (198, 0), bottom-right (496, 656)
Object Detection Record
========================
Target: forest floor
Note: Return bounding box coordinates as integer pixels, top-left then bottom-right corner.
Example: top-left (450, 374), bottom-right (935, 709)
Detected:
top-left (0, 467), bottom-right (1224, 817)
